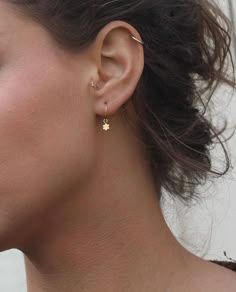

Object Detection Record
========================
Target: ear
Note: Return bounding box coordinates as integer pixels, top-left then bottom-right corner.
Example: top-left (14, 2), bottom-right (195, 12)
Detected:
top-left (88, 21), bottom-right (144, 118)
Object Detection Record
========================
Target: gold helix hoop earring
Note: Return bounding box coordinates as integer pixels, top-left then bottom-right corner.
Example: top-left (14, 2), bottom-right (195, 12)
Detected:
top-left (130, 34), bottom-right (144, 45)
top-left (103, 103), bottom-right (110, 131)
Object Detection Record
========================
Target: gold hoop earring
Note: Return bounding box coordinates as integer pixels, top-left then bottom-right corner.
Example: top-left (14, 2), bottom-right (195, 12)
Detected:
top-left (130, 34), bottom-right (144, 45)
top-left (103, 103), bottom-right (110, 131)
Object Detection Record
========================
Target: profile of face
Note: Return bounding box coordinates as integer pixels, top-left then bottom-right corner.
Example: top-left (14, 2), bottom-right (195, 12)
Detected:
top-left (0, 1), bottom-right (99, 250)
top-left (0, 1), bottom-right (144, 252)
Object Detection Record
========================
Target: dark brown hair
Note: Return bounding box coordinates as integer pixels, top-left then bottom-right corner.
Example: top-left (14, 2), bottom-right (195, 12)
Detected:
top-left (9, 0), bottom-right (235, 204)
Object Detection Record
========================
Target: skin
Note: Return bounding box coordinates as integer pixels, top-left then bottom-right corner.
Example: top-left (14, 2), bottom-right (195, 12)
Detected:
top-left (0, 1), bottom-right (235, 291)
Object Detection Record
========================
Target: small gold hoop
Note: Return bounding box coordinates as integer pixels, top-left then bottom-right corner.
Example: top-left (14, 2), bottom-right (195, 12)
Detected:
top-left (130, 34), bottom-right (144, 45)
top-left (102, 104), bottom-right (110, 131)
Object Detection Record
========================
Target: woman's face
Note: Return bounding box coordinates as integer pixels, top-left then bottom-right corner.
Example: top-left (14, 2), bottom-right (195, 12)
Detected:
top-left (0, 2), bottom-right (95, 249)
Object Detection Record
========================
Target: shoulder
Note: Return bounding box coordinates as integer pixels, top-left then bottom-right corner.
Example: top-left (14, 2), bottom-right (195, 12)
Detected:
top-left (165, 251), bottom-right (236, 292)
top-left (202, 261), bottom-right (236, 292)
top-left (186, 256), bottom-right (236, 292)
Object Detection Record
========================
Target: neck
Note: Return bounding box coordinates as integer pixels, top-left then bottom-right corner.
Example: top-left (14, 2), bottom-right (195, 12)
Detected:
top-left (23, 197), bottom-right (187, 292)
top-left (22, 115), bottom-right (189, 292)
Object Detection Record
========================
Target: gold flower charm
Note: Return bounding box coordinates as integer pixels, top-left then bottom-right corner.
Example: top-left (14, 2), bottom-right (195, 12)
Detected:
top-left (103, 119), bottom-right (110, 131)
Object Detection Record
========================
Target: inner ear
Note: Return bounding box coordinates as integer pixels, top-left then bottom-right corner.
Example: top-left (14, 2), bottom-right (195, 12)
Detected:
top-left (101, 49), bottom-right (124, 79)
top-left (99, 27), bottom-right (132, 81)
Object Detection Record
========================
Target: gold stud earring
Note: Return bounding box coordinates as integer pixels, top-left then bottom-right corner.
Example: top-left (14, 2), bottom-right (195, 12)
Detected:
top-left (103, 103), bottom-right (110, 131)
top-left (91, 79), bottom-right (95, 88)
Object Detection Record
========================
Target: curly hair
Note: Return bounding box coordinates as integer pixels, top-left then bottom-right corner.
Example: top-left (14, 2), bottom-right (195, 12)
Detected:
top-left (9, 0), bottom-right (236, 204)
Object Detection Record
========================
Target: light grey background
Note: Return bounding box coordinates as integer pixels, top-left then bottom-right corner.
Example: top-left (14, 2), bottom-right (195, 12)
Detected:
top-left (0, 1), bottom-right (235, 291)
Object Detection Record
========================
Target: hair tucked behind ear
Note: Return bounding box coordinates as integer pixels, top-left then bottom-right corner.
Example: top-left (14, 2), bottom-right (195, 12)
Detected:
top-left (11, 0), bottom-right (235, 204)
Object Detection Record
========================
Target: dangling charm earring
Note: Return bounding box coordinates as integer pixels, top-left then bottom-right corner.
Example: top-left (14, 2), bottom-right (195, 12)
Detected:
top-left (103, 103), bottom-right (110, 131)
top-left (90, 79), bottom-right (110, 131)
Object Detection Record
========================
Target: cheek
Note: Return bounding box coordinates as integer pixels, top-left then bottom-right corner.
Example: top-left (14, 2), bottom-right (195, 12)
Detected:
top-left (0, 60), bottom-right (94, 211)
